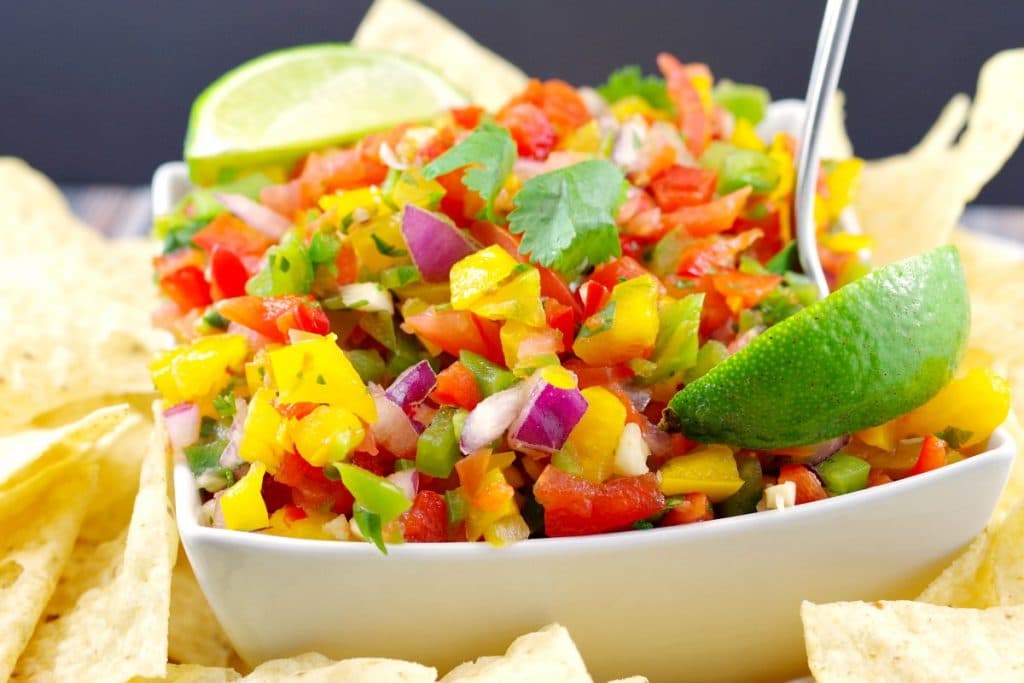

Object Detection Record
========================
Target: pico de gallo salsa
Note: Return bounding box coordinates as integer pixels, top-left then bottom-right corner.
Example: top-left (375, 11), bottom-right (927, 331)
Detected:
top-left (151, 55), bottom-right (1004, 551)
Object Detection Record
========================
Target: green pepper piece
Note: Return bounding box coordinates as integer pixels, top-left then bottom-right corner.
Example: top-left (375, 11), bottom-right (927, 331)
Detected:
top-left (183, 439), bottom-right (227, 477)
top-left (308, 231), bottom-right (341, 265)
top-left (765, 242), bottom-right (798, 275)
top-left (344, 349), bottom-right (386, 385)
top-left (416, 407), bottom-right (461, 478)
top-left (712, 80), bottom-right (770, 124)
top-left (379, 264), bottom-right (422, 290)
top-left (714, 455), bottom-right (764, 517)
top-left (700, 142), bottom-right (780, 194)
top-left (246, 233), bottom-right (314, 296)
top-left (816, 453), bottom-right (871, 495)
top-left (393, 458), bottom-right (417, 472)
top-left (642, 294), bottom-right (703, 385)
top-left (336, 463), bottom-right (412, 523)
top-left (353, 504), bottom-right (388, 553)
top-left (459, 351), bottom-right (516, 396)
top-left (683, 340), bottom-right (729, 384)
top-left (445, 490), bottom-right (468, 525)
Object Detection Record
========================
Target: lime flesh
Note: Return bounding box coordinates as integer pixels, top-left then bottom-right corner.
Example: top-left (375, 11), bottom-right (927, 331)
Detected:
top-left (184, 44), bottom-right (468, 184)
top-left (664, 246), bottom-right (970, 448)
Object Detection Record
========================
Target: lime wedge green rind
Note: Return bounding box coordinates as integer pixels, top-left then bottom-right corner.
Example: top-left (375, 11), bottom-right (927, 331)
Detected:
top-left (664, 246), bottom-right (970, 448)
top-left (184, 43), bottom-right (469, 185)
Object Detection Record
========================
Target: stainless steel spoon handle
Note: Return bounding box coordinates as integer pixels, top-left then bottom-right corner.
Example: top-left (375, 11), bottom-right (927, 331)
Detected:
top-left (795, 0), bottom-right (859, 299)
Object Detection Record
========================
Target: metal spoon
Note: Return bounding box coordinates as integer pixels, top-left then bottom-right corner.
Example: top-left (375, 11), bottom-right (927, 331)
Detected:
top-left (795, 0), bottom-right (859, 299)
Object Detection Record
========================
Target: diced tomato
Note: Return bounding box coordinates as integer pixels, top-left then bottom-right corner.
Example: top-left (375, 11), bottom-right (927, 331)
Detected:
top-left (437, 169), bottom-right (486, 226)
top-left (432, 361), bottom-right (482, 410)
top-left (281, 503), bottom-right (308, 524)
top-left (403, 490), bottom-right (448, 542)
top-left (468, 220), bottom-right (521, 257)
top-left (402, 308), bottom-right (504, 365)
top-left (663, 186), bottom-right (752, 237)
top-left (218, 294), bottom-right (323, 342)
top-left (334, 239), bottom-right (359, 285)
top-left (358, 124), bottom-right (410, 167)
top-left (660, 492), bottom-right (714, 526)
top-left (649, 165), bottom-right (718, 211)
top-left (496, 102), bottom-right (556, 161)
top-left (563, 361), bottom-right (635, 389)
top-left (734, 199), bottom-right (784, 263)
top-left (675, 229), bottom-right (764, 278)
top-left (191, 213), bottom-right (274, 257)
top-left (588, 257), bottom-right (655, 293)
top-left (451, 106), bottom-right (485, 130)
top-left (505, 79), bottom-right (592, 134)
top-left (277, 402), bottom-right (319, 421)
top-left (349, 450), bottom-right (394, 477)
top-left (868, 469), bottom-right (892, 487)
top-left (658, 53), bottom-right (712, 158)
top-left (208, 244), bottom-right (250, 300)
top-left (274, 451), bottom-right (354, 516)
top-left (620, 237), bottom-right (647, 262)
top-left (155, 249), bottom-right (212, 311)
top-left (538, 267), bottom-right (582, 318)
top-left (473, 315), bottom-right (505, 365)
top-left (260, 180), bottom-right (303, 218)
top-left (910, 435), bottom-right (947, 476)
top-left (544, 299), bottom-right (575, 351)
top-left (777, 464), bottom-right (828, 505)
top-left (709, 271), bottom-right (783, 312)
top-left (418, 126), bottom-right (456, 163)
top-left (578, 280), bottom-right (611, 319)
top-left (534, 466), bottom-right (665, 537)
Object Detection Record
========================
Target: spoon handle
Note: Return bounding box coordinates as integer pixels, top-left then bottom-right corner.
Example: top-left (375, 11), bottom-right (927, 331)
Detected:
top-left (795, 0), bottom-right (859, 299)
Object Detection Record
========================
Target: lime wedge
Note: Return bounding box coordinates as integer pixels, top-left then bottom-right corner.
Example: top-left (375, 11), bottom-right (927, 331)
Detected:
top-left (185, 44), bottom-right (469, 184)
top-left (665, 246), bottom-right (970, 448)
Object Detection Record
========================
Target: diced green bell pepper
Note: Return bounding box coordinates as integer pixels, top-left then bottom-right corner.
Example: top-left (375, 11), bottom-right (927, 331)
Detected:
top-left (344, 349), bottom-right (386, 384)
top-left (459, 350), bottom-right (517, 396)
top-left (700, 142), bottom-right (780, 194)
top-left (336, 463), bottom-right (412, 523)
top-left (246, 233), bottom-right (314, 296)
top-left (380, 265), bottom-right (422, 290)
top-left (308, 231), bottom-right (342, 265)
top-left (416, 407), bottom-right (461, 478)
top-left (642, 294), bottom-right (703, 385)
top-left (683, 340), bottom-right (729, 384)
top-left (714, 455), bottom-right (764, 517)
top-left (816, 452), bottom-right (871, 495)
top-left (352, 504), bottom-right (387, 553)
top-left (184, 439), bottom-right (227, 476)
top-left (712, 80), bottom-right (770, 124)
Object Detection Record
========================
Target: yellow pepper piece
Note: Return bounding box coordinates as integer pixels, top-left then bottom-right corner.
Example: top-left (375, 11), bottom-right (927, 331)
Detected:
top-left (855, 422), bottom-right (899, 453)
top-left (470, 267), bottom-right (546, 326)
top-left (239, 387), bottom-right (286, 470)
top-left (348, 212), bottom-right (410, 273)
top-left (268, 334), bottom-right (376, 422)
top-left (899, 368), bottom-right (1011, 448)
top-left (264, 508), bottom-right (334, 540)
top-left (499, 321), bottom-right (560, 373)
top-left (730, 118), bottom-right (766, 151)
top-left (821, 232), bottom-right (874, 254)
top-left (767, 134), bottom-right (796, 242)
top-left (574, 274), bottom-right (660, 366)
top-left (825, 158), bottom-right (863, 218)
top-left (559, 120), bottom-right (603, 152)
top-left (466, 467), bottom-right (517, 542)
top-left (319, 186), bottom-right (387, 220)
top-left (221, 462), bottom-right (270, 531)
top-left (388, 168), bottom-right (445, 209)
top-left (450, 245), bottom-right (519, 310)
top-left (659, 445), bottom-right (743, 502)
top-left (290, 405), bottom-right (365, 467)
top-left (565, 386), bottom-right (627, 483)
top-left (150, 334), bottom-right (248, 406)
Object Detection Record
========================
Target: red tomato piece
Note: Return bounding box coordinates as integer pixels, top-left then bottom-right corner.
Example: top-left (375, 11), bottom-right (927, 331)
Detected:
top-left (578, 280), bottom-right (611, 319)
top-left (418, 126), bottom-right (456, 163)
top-left (778, 464), bottom-right (828, 505)
top-left (403, 490), bottom-right (448, 542)
top-left (675, 229), bottom-right (764, 278)
top-left (539, 266), bottom-right (583, 317)
top-left (437, 169), bottom-right (486, 226)
top-left (496, 102), bottom-right (556, 161)
top-left (155, 249), bottom-right (212, 311)
top-left (588, 257), bottom-right (656, 293)
top-left (506, 79), bottom-right (592, 133)
top-left (868, 469), bottom-right (893, 487)
top-left (534, 466), bottom-right (665, 537)
top-left (910, 435), bottom-right (948, 476)
top-left (649, 165), bottom-right (718, 211)
top-left (544, 299), bottom-right (575, 352)
top-left (218, 294), bottom-right (320, 342)
top-left (663, 186), bottom-right (752, 237)
top-left (208, 244), bottom-right (250, 300)
top-left (432, 361), bottom-right (483, 410)
top-left (661, 492), bottom-right (714, 526)
top-left (709, 271), bottom-right (783, 311)
top-left (191, 213), bottom-right (274, 257)
top-left (274, 451), bottom-right (354, 516)
top-left (658, 53), bottom-right (712, 158)
top-left (451, 105), bottom-right (485, 130)
top-left (334, 239), bottom-right (359, 285)
top-left (563, 360), bottom-right (635, 389)
top-left (402, 308), bottom-right (504, 365)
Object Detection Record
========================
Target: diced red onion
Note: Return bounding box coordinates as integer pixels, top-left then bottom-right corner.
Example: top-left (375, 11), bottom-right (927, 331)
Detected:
top-left (385, 360), bottom-right (437, 410)
top-left (507, 378), bottom-right (588, 454)
top-left (807, 436), bottom-right (852, 466)
top-left (387, 469), bottom-right (420, 501)
top-left (460, 384), bottom-right (530, 455)
top-left (216, 193), bottom-right (291, 239)
top-left (621, 386), bottom-right (652, 413)
top-left (219, 399), bottom-right (247, 469)
top-left (369, 385), bottom-right (419, 458)
top-left (400, 205), bottom-right (475, 282)
top-left (611, 117), bottom-right (648, 172)
top-left (163, 402), bottom-right (200, 452)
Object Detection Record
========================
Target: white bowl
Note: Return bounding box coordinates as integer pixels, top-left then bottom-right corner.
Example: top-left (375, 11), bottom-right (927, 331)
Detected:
top-left (176, 430), bottom-right (1013, 683)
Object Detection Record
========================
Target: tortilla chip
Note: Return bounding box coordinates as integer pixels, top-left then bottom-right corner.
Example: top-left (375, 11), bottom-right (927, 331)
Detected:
top-left (0, 158), bottom-right (162, 433)
top-left (169, 549), bottom-right (237, 668)
top-left (242, 653), bottom-right (436, 682)
top-left (13, 410), bottom-right (177, 682)
top-left (353, 0), bottom-right (527, 111)
top-left (855, 49), bottom-right (1024, 265)
top-left (0, 461), bottom-right (97, 681)
top-left (607, 678), bottom-right (650, 683)
top-left (802, 600), bottom-right (1024, 681)
top-left (133, 664), bottom-right (241, 683)
top-left (440, 623), bottom-right (592, 682)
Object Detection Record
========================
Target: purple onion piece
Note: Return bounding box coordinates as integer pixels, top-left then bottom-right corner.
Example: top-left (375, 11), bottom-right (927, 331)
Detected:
top-left (385, 360), bottom-right (437, 410)
top-left (507, 379), bottom-right (588, 454)
top-left (400, 205), bottom-right (474, 282)
top-left (387, 469), bottom-right (420, 501)
top-left (369, 385), bottom-right (419, 458)
top-left (781, 435), bottom-right (851, 468)
top-left (459, 384), bottom-right (530, 455)
top-left (215, 193), bottom-right (291, 240)
top-left (163, 402), bottom-right (200, 452)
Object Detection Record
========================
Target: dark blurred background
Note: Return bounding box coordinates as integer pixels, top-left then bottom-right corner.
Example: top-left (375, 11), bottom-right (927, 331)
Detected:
top-left (2, 1), bottom-right (1021, 203)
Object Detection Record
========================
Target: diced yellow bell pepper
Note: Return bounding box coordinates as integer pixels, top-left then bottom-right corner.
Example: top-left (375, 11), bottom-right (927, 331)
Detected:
top-left (466, 467), bottom-right (517, 542)
top-left (289, 405), bottom-right (365, 467)
top-left (239, 387), bottom-right (286, 470)
top-left (220, 462), bottom-right (270, 531)
top-left (500, 320), bottom-right (562, 375)
top-left (470, 267), bottom-right (546, 326)
top-left (659, 445), bottom-right (743, 502)
top-left (855, 422), bottom-right (899, 452)
top-left (450, 245), bottom-right (519, 310)
top-left (565, 386), bottom-right (627, 483)
top-left (609, 96), bottom-right (672, 123)
top-left (244, 349), bottom-right (271, 395)
top-left (825, 158), bottom-right (863, 219)
top-left (150, 334), bottom-right (248, 406)
top-left (388, 168), bottom-right (445, 209)
top-left (730, 118), bottom-right (766, 151)
top-left (767, 134), bottom-right (795, 242)
top-left (559, 120), bottom-right (603, 153)
top-left (899, 368), bottom-right (1011, 448)
top-left (574, 274), bottom-right (660, 366)
top-left (263, 508), bottom-right (334, 540)
top-left (268, 334), bottom-right (376, 422)
top-left (349, 212), bottom-right (409, 273)
top-left (821, 232), bottom-right (874, 254)
top-left (319, 185), bottom-right (387, 220)
top-left (483, 513), bottom-right (531, 547)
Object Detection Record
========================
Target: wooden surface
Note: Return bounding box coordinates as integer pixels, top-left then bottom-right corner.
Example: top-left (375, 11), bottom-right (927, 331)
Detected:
top-left (61, 184), bottom-right (1024, 245)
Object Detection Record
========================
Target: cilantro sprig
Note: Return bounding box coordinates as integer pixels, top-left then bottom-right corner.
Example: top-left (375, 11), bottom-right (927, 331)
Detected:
top-left (597, 65), bottom-right (675, 115)
top-left (423, 121), bottom-right (516, 223)
top-left (508, 160), bottom-right (627, 276)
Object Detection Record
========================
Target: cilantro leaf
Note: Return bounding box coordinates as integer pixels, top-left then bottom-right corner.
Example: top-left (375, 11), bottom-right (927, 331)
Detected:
top-left (508, 160), bottom-right (626, 276)
top-left (422, 122), bottom-right (516, 223)
top-left (597, 65), bottom-right (675, 114)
